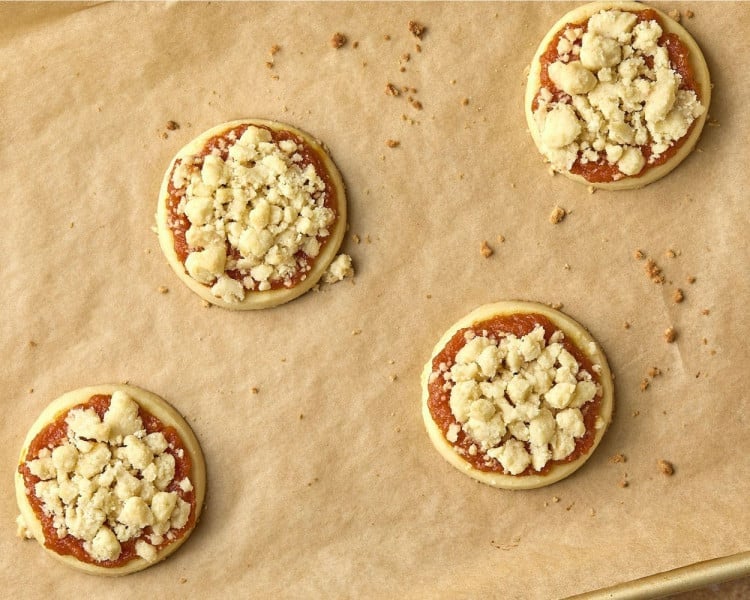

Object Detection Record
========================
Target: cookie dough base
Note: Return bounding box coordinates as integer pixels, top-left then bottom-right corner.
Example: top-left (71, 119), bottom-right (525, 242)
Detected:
top-left (156, 119), bottom-right (348, 309)
top-left (524, 1), bottom-right (712, 190)
top-left (15, 384), bottom-right (207, 576)
top-left (421, 301), bottom-right (614, 490)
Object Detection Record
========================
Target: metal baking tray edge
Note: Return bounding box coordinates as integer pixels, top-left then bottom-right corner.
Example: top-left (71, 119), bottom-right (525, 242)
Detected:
top-left (565, 550), bottom-right (750, 599)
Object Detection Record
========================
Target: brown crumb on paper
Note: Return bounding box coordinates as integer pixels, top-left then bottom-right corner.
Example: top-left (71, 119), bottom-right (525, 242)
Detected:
top-left (411, 99), bottom-right (423, 110)
top-left (633, 249), bottom-right (645, 260)
top-left (408, 20), bottom-right (426, 39)
top-left (385, 139), bottom-right (400, 148)
top-left (480, 241), bottom-right (493, 258)
top-left (609, 453), bottom-right (627, 464)
top-left (673, 288), bottom-right (684, 303)
top-left (270, 44), bottom-right (281, 56)
top-left (251, 387), bottom-right (260, 395)
top-left (658, 460), bottom-right (675, 476)
top-left (619, 477), bottom-right (629, 488)
top-left (648, 366), bottom-right (662, 378)
top-left (645, 259), bottom-right (665, 284)
top-left (497, 234), bottom-right (505, 243)
top-left (201, 299), bottom-right (211, 308)
top-left (640, 378), bottom-right (650, 391)
top-left (549, 205), bottom-right (566, 224)
top-left (701, 308), bottom-right (710, 316)
top-left (158, 286), bottom-right (169, 294)
top-left (665, 248), bottom-right (678, 258)
top-left (664, 327), bottom-right (677, 343)
top-left (685, 9), bottom-right (694, 18)
top-left (383, 34), bottom-right (391, 41)
top-left (179, 577), bottom-right (187, 584)
top-left (461, 97), bottom-right (470, 106)
top-left (330, 33), bottom-right (347, 49)
top-left (687, 275), bottom-right (697, 284)
top-left (385, 83), bottom-right (400, 97)
top-left (166, 120), bottom-right (179, 131)
top-left (265, 61), bottom-right (274, 70)
top-left (623, 321), bottom-right (631, 329)
top-left (668, 9), bottom-right (681, 22)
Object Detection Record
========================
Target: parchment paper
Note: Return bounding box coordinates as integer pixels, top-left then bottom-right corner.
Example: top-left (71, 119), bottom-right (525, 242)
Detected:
top-left (1, 2), bottom-right (748, 598)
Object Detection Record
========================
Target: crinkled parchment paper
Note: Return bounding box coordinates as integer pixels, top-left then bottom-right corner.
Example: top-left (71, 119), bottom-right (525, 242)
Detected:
top-left (1, 2), bottom-right (748, 598)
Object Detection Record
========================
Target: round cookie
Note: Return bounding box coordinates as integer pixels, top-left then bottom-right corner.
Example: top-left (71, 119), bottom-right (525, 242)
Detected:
top-left (525, 1), bottom-right (711, 190)
top-left (421, 301), bottom-right (614, 489)
top-left (156, 119), bottom-right (348, 309)
top-left (15, 384), bottom-right (206, 575)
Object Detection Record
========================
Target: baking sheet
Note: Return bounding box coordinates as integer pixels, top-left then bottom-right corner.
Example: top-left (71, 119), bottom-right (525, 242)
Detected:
top-left (1, 2), bottom-right (748, 598)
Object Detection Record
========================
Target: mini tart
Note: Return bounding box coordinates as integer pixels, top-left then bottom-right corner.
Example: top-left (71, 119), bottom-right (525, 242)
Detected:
top-left (421, 301), bottom-right (614, 489)
top-left (156, 119), bottom-right (348, 309)
top-left (15, 384), bottom-right (206, 576)
top-left (525, 1), bottom-right (711, 190)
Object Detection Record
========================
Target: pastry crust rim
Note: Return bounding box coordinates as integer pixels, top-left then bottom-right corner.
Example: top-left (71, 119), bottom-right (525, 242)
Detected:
top-left (524, 1), bottom-right (712, 191)
top-left (15, 383), bottom-right (207, 576)
top-left (421, 300), bottom-right (615, 490)
top-left (156, 118), bottom-right (348, 310)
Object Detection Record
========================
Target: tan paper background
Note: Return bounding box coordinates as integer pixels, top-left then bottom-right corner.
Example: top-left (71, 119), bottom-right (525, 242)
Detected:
top-left (1, 2), bottom-right (748, 598)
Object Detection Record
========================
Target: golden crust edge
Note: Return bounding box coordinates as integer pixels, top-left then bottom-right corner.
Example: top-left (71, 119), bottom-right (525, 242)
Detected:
top-left (420, 300), bottom-right (614, 490)
top-left (155, 118), bottom-right (348, 310)
top-left (15, 383), bottom-right (207, 576)
top-left (523, 1), bottom-right (712, 190)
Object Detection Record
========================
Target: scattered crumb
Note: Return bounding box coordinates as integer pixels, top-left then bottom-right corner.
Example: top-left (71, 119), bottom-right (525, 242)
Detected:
top-left (389, 374), bottom-right (398, 382)
top-left (565, 502), bottom-right (575, 511)
top-left (549, 302), bottom-right (563, 310)
top-left (618, 477), bottom-right (629, 488)
top-left (251, 387), bottom-right (260, 394)
top-left (408, 20), bottom-right (426, 39)
top-left (351, 328), bottom-right (362, 336)
top-left (299, 413), bottom-right (304, 420)
top-left (385, 83), bottom-right (400, 97)
top-left (496, 234), bottom-right (505, 243)
top-left (551, 496), bottom-right (560, 503)
top-left (665, 248), bottom-right (677, 258)
top-left (609, 453), bottom-right (627, 464)
top-left (640, 378), bottom-right (650, 391)
top-left (330, 32), bottom-right (347, 49)
top-left (179, 577), bottom-right (187, 584)
top-left (353, 41), bottom-right (359, 49)
top-left (265, 61), bottom-right (274, 69)
top-left (352, 233), bottom-right (360, 244)
top-left (549, 205), bottom-right (566, 224)
top-left (165, 120), bottom-right (179, 131)
top-left (685, 9), bottom-right (694, 18)
top-left (461, 97), bottom-right (470, 106)
top-left (658, 460), bottom-right (675, 476)
top-left (480, 240), bottom-right (493, 258)
top-left (673, 288), bottom-right (684, 303)
top-left (401, 53), bottom-right (411, 63)
top-left (701, 308), bottom-right (710, 316)
top-left (201, 299), bottom-right (211, 308)
top-left (645, 259), bottom-right (665, 284)
top-left (426, 293), bottom-right (432, 299)
top-left (158, 286), bottom-right (169, 294)
top-left (385, 139), bottom-right (400, 148)
top-left (270, 44), bottom-right (281, 55)
top-left (383, 34), bottom-right (391, 41)
top-left (411, 99), bottom-right (423, 110)
top-left (415, 43), bottom-right (422, 53)
top-left (160, 131), bottom-right (168, 140)
top-left (633, 249), bottom-right (645, 260)
top-left (648, 366), bottom-right (662, 378)
top-left (632, 410), bottom-right (640, 417)
top-left (388, 359), bottom-right (395, 365)
top-left (29, 388), bottom-right (34, 394)
top-left (29, 340), bottom-right (38, 348)
top-left (590, 508), bottom-right (596, 517)
top-left (587, 185), bottom-right (595, 194)
top-left (668, 9), bottom-right (681, 22)
top-left (664, 327), bottom-right (677, 343)
top-left (687, 275), bottom-right (696, 284)
top-left (623, 321), bottom-right (631, 329)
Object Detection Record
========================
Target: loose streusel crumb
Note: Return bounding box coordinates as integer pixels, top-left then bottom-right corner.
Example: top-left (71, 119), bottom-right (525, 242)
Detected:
top-left (408, 20), bottom-right (426, 39)
top-left (158, 286), bottom-right (169, 294)
top-left (673, 288), bottom-right (684, 303)
top-left (549, 302), bottom-right (564, 310)
top-left (497, 234), bottom-right (505, 243)
top-left (645, 259), bottom-right (665, 284)
top-left (461, 97), bottom-right (470, 106)
top-left (658, 460), bottom-right (675, 475)
top-left (330, 33), bottom-right (347, 49)
top-left (551, 496), bottom-right (560, 503)
top-left (587, 185), bottom-right (596, 194)
top-left (618, 477), bottom-right (629, 488)
top-left (664, 327), bottom-right (677, 343)
top-left (265, 61), bottom-right (274, 69)
top-left (633, 249), bottom-right (645, 260)
top-left (251, 387), bottom-right (260, 394)
top-left (549, 205), bottom-right (566, 224)
top-left (383, 34), bottom-right (391, 41)
top-left (352, 234), bottom-right (361, 244)
top-left (415, 43), bottom-right (422, 53)
top-left (685, 9), bottom-right (694, 18)
top-left (640, 378), bottom-right (650, 391)
top-left (687, 275), bottom-right (697, 284)
top-left (389, 374), bottom-right (398, 382)
top-left (701, 308), bottom-right (710, 315)
top-left (411, 99), bottom-right (423, 110)
top-left (270, 44), bottom-right (281, 55)
top-left (351, 328), bottom-right (362, 336)
top-left (648, 366), bottom-right (662, 378)
top-left (480, 241), bottom-right (493, 258)
top-left (166, 120), bottom-right (179, 131)
top-left (609, 453), bottom-right (627, 464)
top-left (632, 410), bottom-right (640, 417)
top-left (179, 577), bottom-right (188, 584)
top-left (353, 41), bottom-right (359, 49)
top-left (623, 321), bottom-right (631, 329)
top-left (668, 9), bottom-right (681, 22)
top-left (201, 299), bottom-right (211, 308)
top-left (665, 248), bottom-right (678, 258)
top-left (385, 83), bottom-right (400, 97)
top-left (386, 139), bottom-right (400, 148)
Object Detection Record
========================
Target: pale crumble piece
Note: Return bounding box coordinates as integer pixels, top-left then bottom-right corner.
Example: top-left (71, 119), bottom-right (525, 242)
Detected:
top-left (673, 288), bottom-right (684, 303)
top-left (640, 378), bottom-right (650, 391)
top-left (330, 33), bottom-right (347, 49)
top-left (28, 340), bottom-right (38, 348)
top-left (265, 61), bottom-right (274, 69)
top-left (389, 374), bottom-right (398, 382)
top-left (251, 387), bottom-right (260, 394)
top-left (548, 166), bottom-right (556, 176)
top-left (665, 248), bottom-right (678, 258)
top-left (411, 99), bottom-right (423, 110)
top-left (480, 240), bottom-right (493, 258)
top-left (461, 97), bottom-right (470, 106)
top-left (633, 249), bottom-right (645, 260)
top-left (160, 131), bottom-right (168, 140)
top-left (351, 328), bottom-right (362, 336)
top-left (668, 9), bottom-right (681, 22)
top-left (385, 83), bottom-right (400, 97)
top-left (158, 286), bottom-right (169, 294)
top-left (687, 275), bottom-right (697, 284)
top-left (618, 477), bottom-right (629, 488)
top-left (401, 53), bottom-right (411, 63)
top-left (352, 233), bottom-right (361, 244)
top-left (497, 234), bottom-right (505, 243)
top-left (353, 41), bottom-right (359, 49)
top-left (658, 460), bottom-right (675, 475)
top-left (179, 577), bottom-right (188, 584)
top-left (322, 254), bottom-right (354, 284)
top-left (632, 410), bottom-right (640, 417)
top-left (623, 321), bottom-right (630, 329)
top-left (549, 205), bottom-right (566, 224)
top-left (551, 496), bottom-right (560, 503)
top-left (201, 300), bottom-right (211, 308)
top-left (415, 43), bottom-right (422, 53)
top-left (408, 20), bottom-right (426, 39)
top-left (685, 9), bottom-right (694, 18)
top-left (385, 139), bottom-right (400, 148)
top-left (549, 301), bottom-right (564, 310)
top-left (166, 120), bottom-right (179, 131)
top-left (664, 327), bottom-right (677, 343)
top-left (648, 366), bottom-right (662, 378)
top-left (383, 34), bottom-right (391, 41)
top-left (609, 453), bottom-right (627, 464)
top-left (645, 259), bottom-right (665, 284)
top-left (270, 44), bottom-right (281, 56)
top-left (701, 308), bottom-right (710, 315)
top-left (587, 186), bottom-right (596, 195)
